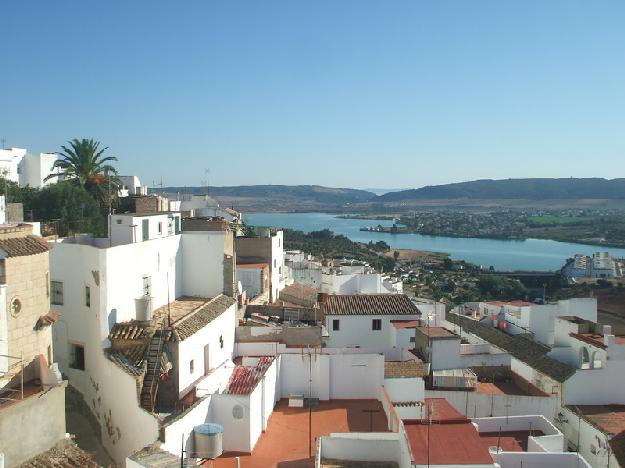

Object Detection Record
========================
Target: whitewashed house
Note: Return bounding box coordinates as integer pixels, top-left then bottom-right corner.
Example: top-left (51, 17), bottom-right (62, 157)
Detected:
top-left (0, 147), bottom-right (60, 188)
top-left (118, 175), bottom-right (148, 197)
top-left (320, 294), bottom-right (421, 353)
top-left (49, 213), bottom-right (237, 463)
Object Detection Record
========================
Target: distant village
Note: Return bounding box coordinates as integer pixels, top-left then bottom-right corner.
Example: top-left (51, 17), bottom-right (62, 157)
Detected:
top-left (1, 145), bottom-right (625, 468)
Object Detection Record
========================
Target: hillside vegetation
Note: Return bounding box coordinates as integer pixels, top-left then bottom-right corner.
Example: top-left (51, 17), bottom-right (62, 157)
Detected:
top-left (377, 178), bottom-right (625, 202)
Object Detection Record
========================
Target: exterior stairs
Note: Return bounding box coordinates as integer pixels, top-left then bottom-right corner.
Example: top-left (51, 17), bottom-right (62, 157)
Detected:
top-left (140, 329), bottom-right (165, 411)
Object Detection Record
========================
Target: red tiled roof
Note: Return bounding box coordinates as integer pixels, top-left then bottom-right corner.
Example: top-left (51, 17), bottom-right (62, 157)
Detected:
top-left (225, 356), bottom-right (273, 395)
top-left (390, 320), bottom-right (420, 329)
top-left (568, 405), bottom-right (625, 466)
top-left (570, 332), bottom-right (607, 349)
top-left (403, 398), bottom-right (493, 465)
top-left (321, 294), bottom-right (419, 316)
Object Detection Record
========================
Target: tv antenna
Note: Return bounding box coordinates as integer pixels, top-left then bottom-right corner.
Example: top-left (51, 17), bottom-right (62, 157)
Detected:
top-left (153, 177), bottom-right (164, 196)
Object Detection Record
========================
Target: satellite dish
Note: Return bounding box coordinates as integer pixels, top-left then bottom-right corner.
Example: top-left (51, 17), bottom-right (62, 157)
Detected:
top-left (237, 281), bottom-right (243, 295)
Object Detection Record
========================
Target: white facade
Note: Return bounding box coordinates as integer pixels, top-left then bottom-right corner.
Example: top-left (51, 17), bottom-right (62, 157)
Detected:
top-left (0, 148), bottom-right (59, 187)
top-left (479, 298), bottom-right (597, 346)
top-left (49, 214), bottom-right (236, 463)
top-left (324, 313), bottom-right (421, 349)
top-left (236, 265), bottom-right (267, 299)
top-left (110, 212), bottom-right (181, 247)
top-left (118, 175), bottom-right (148, 197)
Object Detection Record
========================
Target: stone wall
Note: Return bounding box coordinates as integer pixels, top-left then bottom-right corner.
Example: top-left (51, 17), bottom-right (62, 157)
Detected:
top-left (6, 251), bottom-right (52, 382)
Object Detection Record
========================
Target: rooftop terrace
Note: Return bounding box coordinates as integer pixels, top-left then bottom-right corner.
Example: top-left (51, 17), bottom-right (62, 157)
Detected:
top-left (212, 399), bottom-right (388, 468)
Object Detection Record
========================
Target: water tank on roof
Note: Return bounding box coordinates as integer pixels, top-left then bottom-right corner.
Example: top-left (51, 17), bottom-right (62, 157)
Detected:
top-left (135, 296), bottom-right (153, 321)
top-left (193, 423), bottom-right (223, 459)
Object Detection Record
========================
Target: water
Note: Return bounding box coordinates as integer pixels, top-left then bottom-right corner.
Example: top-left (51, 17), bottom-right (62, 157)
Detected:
top-left (244, 212), bottom-right (625, 271)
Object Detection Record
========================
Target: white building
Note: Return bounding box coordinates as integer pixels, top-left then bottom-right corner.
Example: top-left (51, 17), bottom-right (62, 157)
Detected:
top-left (118, 175), bottom-right (148, 197)
top-left (320, 294), bottom-right (421, 352)
top-left (0, 147), bottom-right (60, 188)
top-left (563, 252), bottom-right (621, 279)
top-left (474, 298), bottom-right (597, 346)
top-left (49, 214), bottom-right (237, 463)
top-left (235, 229), bottom-right (285, 303)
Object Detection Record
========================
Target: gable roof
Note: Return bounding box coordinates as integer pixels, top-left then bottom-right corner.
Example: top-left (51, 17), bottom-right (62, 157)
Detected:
top-left (0, 235), bottom-right (50, 257)
top-left (321, 294), bottom-right (420, 316)
top-left (173, 294), bottom-right (236, 341)
top-left (448, 312), bottom-right (576, 383)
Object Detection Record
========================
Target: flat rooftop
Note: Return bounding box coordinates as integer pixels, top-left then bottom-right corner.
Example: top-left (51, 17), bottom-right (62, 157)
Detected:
top-left (416, 326), bottom-right (456, 338)
top-left (212, 399), bottom-right (388, 468)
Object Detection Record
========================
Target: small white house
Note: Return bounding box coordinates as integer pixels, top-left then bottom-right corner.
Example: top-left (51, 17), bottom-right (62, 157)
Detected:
top-left (321, 294), bottom-right (421, 350)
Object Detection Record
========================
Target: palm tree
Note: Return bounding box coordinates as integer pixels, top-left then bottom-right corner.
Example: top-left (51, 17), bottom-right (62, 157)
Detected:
top-left (46, 138), bottom-right (120, 205)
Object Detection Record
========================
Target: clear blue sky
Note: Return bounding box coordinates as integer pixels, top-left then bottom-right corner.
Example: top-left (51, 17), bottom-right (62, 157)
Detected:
top-left (1, 1), bottom-right (624, 189)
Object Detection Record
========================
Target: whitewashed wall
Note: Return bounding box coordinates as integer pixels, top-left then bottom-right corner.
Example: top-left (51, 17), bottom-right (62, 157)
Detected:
top-left (384, 378), bottom-right (424, 403)
top-left (325, 314), bottom-right (421, 348)
top-left (180, 231), bottom-right (228, 298)
top-left (177, 305), bottom-right (236, 397)
top-left (425, 389), bottom-right (557, 420)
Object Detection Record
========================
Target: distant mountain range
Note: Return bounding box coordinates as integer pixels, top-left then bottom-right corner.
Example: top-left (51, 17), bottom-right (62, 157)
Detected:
top-left (159, 185), bottom-right (375, 210)
top-left (155, 179), bottom-right (625, 211)
top-left (376, 178), bottom-right (625, 202)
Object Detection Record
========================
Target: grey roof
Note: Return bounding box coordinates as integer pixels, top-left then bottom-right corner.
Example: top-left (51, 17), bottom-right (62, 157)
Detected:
top-left (173, 294), bottom-right (236, 340)
top-left (448, 313), bottom-right (576, 383)
top-left (321, 294), bottom-right (420, 316)
top-left (0, 235), bottom-right (50, 257)
top-left (106, 348), bottom-right (145, 376)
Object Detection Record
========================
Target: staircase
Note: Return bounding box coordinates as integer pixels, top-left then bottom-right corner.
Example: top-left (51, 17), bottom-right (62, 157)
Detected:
top-left (140, 329), bottom-right (165, 412)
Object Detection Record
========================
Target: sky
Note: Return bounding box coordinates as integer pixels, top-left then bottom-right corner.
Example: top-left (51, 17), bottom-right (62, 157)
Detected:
top-left (1, 1), bottom-right (624, 189)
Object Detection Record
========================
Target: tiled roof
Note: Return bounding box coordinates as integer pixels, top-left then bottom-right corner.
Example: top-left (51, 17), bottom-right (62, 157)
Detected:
top-left (321, 294), bottom-right (419, 316)
top-left (448, 313), bottom-right (576, 382)
top-left (225, 356), bottom-right (273, 395)
top-left (107, 347), bottom-right (145, 376)
top-left (390, 320), bottom-right (420, 329)
top-left (416, 326), bottom-right (456, 338)
top-left (173, 294), bottom-right (236, 341)
top-left (0, 235), bottom-right (50, 257)
top-left (567, 405), bottom-right (625, 466)
top-left (384, 360), bottom-right (428, 378)
top-left (109, 321), bottom-right (151, 341)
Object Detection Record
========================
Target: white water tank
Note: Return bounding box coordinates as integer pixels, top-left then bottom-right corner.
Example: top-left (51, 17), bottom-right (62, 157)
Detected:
top-left (193, 423), bottom-right (224, 459)
top-left (135, 296), bottom-right (153, 321)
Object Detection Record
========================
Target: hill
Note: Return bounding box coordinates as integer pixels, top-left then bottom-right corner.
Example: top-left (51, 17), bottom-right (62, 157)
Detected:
top-left (377, 178), bottom-right (625, 203)
top-left (159, 185), bottom-right (376, 211)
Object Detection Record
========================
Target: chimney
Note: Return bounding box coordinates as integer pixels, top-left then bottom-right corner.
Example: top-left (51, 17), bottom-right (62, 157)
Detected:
top-left (604, 325), bottom-right (615, 347)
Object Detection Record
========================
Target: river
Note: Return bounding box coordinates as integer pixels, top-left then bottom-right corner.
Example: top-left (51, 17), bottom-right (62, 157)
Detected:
top-left (244, 212), bottom-right (625, 271)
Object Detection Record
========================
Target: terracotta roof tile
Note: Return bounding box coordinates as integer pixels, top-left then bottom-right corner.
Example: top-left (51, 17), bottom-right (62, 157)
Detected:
top-left (384, 360), bottom-right (428, 378)
top-left (225, 356), bottom-right (273, 394)
top-left (321, 294), bottom-right (419, 316)
top-left (0, 235), bottom-right (50, 257)
top-left (173, 294), bottom-right (236, 341)
top-left (36, 310), bottom-right (59, 330)
top-left (109, 322), bottom-right (151, 341)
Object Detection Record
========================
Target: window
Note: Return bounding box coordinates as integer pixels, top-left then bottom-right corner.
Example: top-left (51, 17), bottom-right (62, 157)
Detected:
top-left (189, 360), bottom-right (195, 374)
top-left (85, 286), bottom-right (90, 307)
top-left (410, 337), bottom-right (415, 343)
top-left (51, 281), bottom-right (64, 305)
top-left (219, 335), bottom-right (224, 349)
top-left (143, 276), bottom-right (151, 296)
top-left (46, 272), bottom-right (49, 297)
top-left (158, 222), bottom-right (163, 234)
top-left (372, 319), bottom-right (382, 331)
top-left (70, 344), bottom-right (85, 370)
top-left (10, 297), bottom-right (22, 317)
top-left (332, 319), bottom-right (340, 331)
top-left (274, 259), bottom-right (277, 268)
top-left (116, 219), bottom-right (122, 225)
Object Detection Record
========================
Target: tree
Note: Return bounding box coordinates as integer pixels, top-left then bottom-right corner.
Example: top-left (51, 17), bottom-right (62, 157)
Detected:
top-left (27, 182), bottom-right (106, 237)
top-left (393, 250), bottom-right (400, 261)
top-left (46, 138), bottom-right (120, 205)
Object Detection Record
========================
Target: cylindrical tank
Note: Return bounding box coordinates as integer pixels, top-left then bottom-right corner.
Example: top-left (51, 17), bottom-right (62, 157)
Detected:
top-left (193, 423), bottom-right (224, 459)
top-left (135, 296), bottom-right (153, 321)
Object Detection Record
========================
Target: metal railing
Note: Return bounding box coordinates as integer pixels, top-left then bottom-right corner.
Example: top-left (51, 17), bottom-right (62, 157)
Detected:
top-left (0, 352), bottom-right (24, 404)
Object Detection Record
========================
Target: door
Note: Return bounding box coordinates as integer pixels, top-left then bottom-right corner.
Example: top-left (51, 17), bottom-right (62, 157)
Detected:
top-left (142, 219), bottom-right (149, 241)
